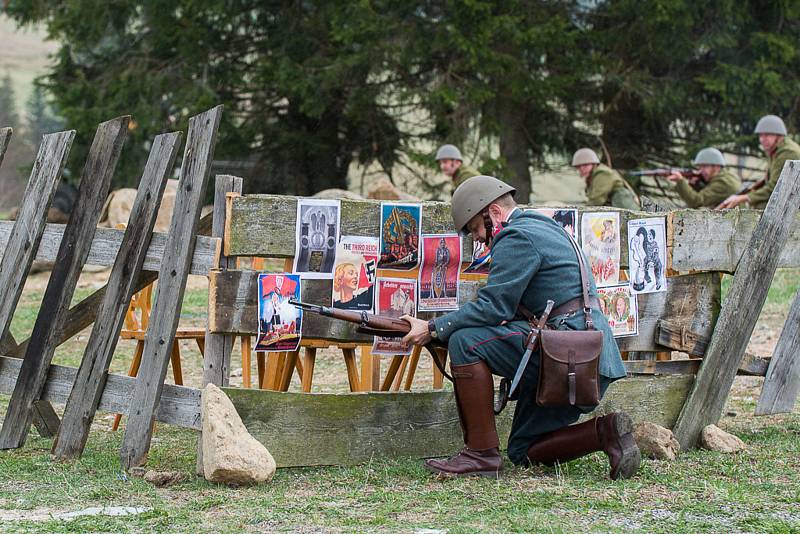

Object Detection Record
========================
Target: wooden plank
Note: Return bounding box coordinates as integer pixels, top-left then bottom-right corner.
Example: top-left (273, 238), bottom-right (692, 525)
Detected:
top-left (0, 128), bottom-right (11, 167)
top-left (0, 131), bottom-right (75, 347)
top-left (625, 359), bottom-right (701, 375)
top-left (617, 273), bottom-right (721, 353)
top-left (226, 196), bottom-right (668, 268)
top-left (755, 288), bottom-right (800, 415)
top-left (673, 160), bottom-right (800, 450)
top-left (0, 222), bottom-right (219, 276)
top-left (53, 131), bottom-right (183, 460)
top-left (656, 319), bottom-right (710, 356)
top-left (208, 269), bottom-right (482, 339)
top-left (671, 209), bottom-right (800, 272)
top-left (202, 176), bottom-right (243, 388)
top-left (8, 271), bottom-right (158, 358)
top-left (739, 352), bottom-right (771, 377)
top-left (0, 118), bottom-right (127, 449)
top-left (0, 356), bottom-right (200, 429)
top-left (120, 105), bottom-right (222, 469)
top-left (225, 375), bottom-right (693, 467)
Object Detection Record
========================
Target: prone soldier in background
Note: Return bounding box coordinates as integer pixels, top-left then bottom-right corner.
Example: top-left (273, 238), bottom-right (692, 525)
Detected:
top-left (572, 148), bottom-right (640, 210)
top-left (665, 148), bottom-right (741, 209)
top-left (718, 115), bottom-right (800, 209)
top-left (435, 144), bottom-right (480, 193)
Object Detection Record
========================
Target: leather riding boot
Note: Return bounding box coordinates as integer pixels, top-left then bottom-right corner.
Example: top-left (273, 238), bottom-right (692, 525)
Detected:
top-left (424, 361), bottom-right (503, 478)
top-left (526, 412), bottom-right (641, 480)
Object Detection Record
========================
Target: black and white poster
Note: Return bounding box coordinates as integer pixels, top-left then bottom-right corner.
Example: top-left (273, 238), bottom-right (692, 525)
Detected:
top-left (627, 217), bottom-right (667, 295)
top-left (292, 198), bottom-right (341, 279)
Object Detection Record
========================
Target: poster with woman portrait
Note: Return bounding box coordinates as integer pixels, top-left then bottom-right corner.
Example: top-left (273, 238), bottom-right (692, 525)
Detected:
top-left (418, 234), bottom-right (461, 311)
top-left (531, 208), bottom-right (578, 238)
top-left (597, 284), bottom-right (638, 338)
top-left (256, 273), bottom-right (303, 352)
top-left (378, 202), bottom-right (421, 270)
top-left (331, 236), bottom-right (379, 312)
top-left (580, 212), bottom-right (620, 287)
top-left (372, 278), bottom-right (416, 356)
top-left (627, 217), bottom-right (667, 295)
top-left (292, 198), bottom-right (341, 279)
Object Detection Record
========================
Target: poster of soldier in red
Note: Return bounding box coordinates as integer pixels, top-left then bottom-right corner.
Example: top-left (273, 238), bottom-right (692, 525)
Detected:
top-left (371, 278), bottom-right (416, 356)
top-left (256, 273), bottom-right (303, 352)
top-left (378, 202), bottom-right (421, 270)
top-left (332, 236), bottom-right (378, 312)
top-left (418, 234), bottom-right (461, 311)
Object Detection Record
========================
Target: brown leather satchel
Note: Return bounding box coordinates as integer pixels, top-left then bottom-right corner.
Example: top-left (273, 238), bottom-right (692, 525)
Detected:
top-left (535, 231), bottom-right (602, 407)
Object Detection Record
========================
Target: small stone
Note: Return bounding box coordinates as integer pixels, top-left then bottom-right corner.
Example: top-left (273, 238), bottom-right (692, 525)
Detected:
top-left (143, 470), bottom-right (188, 487)
top-left (633, 422), bottom-right (679, 460)
top-left (128, 467), bottom-right (147, 478)
top-left (201, 383), bottom-right (276, 485)
top-left (700, 424), bottom-right (747, 453)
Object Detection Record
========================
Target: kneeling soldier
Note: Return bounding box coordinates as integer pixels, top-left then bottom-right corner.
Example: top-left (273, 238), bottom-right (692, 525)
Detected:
top-left (402, 176), bottom-right (640, 479)
top-left (666, 148), bottom-right (741, 208)
top-left (572, 148), bottom-right (640, 209)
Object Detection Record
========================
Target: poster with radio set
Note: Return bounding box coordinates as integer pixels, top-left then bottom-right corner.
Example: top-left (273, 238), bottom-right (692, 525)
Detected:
top-left (292, 198), bottom-right (341, 279)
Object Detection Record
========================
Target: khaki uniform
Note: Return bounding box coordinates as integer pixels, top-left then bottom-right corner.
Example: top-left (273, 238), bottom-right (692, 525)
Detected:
top-left (748, 137), bottom-right (800, 209)
top-left (452, 164), bottom-right (481, 191)
top-left (675, 170), bottom-right (741, 208)
top-left (586, 164), bottom-right (639, 209)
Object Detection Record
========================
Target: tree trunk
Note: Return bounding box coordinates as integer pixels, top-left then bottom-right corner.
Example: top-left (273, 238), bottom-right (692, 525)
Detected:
top-left (496, 96), bottom-right (532, 202)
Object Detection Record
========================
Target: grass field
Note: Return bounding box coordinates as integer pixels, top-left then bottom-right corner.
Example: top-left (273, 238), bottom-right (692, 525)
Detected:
top-left (0, 270), bottom-right (798, 532)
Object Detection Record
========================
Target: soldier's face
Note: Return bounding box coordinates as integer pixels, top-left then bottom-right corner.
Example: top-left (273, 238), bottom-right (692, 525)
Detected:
top-left (439, 158), bottom-right (461, 177)
top-left (576, 164), bottom-right (594, 179)
top-left (465, 214), bottom-right (487, 243)
top-left (698, 165), bottom-right (719, 180)
top-left (759, 134), bottom-right (781, 153)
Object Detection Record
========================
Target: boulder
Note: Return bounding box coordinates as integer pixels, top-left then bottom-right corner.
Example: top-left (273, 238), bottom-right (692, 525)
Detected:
top-left (367, 177), bottom-right (420, 201)
top-left (143, 470), bottom-right (187, 488)
top-left (99, 179), bottom-right (179, 233)
top-left (633, 422), bottom-right (679, 460)
top-left (700, 424), bottom-right (747, 453)
top-left (201, 384), bottom-right (276, 485)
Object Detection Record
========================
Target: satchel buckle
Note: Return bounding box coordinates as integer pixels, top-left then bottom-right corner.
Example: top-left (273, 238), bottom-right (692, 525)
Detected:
top-left (583, 306), bottom-right (594, 329)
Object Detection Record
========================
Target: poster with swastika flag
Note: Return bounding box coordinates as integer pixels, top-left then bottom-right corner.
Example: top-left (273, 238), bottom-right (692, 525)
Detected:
top-left (331, 235), bottom-right (378, 312)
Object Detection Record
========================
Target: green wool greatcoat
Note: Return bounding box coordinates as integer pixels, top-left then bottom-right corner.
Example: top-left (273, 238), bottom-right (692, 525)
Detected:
top-left (432, 209), bottom-right (626, 464)
top-left (586, 164), bottom-right (640, 210)
top-left (748, 137), bottom-right (800, 209)
top-left (452, 164), bottom-right (481, 191)
top-left (675, 170), bottom-right (741, 208)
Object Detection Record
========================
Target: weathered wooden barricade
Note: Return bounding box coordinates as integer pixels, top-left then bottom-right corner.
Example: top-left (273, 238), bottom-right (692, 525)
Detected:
top-left (0, 111), bottom-right (799, 470)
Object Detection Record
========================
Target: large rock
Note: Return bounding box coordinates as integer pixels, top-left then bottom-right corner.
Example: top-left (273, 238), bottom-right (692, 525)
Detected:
top-left (367, 177), bottom-right (420, 201)
top-left (312, 188), bottom-right (364, 200)
top-left (700, 424), bottom-right (747, 453)
top-left (99, 179), bottom-right (179, 233)
top-left (201, 384), bottom-right (276, 485)
top-left (633, 422), bottom-right (679, 460)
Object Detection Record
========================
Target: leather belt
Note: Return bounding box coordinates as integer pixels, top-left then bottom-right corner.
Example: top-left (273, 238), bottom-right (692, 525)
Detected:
top-left (549, 295), bottom-right (600, 317)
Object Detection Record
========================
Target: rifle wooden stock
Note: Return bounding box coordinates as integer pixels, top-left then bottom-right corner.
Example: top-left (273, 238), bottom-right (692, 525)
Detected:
top-left (325, 308), bottom-right (411, 334)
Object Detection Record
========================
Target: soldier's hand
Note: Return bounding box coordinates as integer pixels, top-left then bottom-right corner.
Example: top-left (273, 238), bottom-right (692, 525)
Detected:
top-left (717, 194), bottom-right (748, 210)
top-left (401, 315), bottom-right (432, 345)
top-left (665, 172), bottom-right (682, 183)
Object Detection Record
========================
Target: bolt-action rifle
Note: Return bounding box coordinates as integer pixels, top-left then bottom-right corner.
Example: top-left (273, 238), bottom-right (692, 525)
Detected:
top-left (713, 176), bottom-right (767, 209)
top-left (289, 299), bottom-right (452, 381)
top-left (628, 168), bottom-right (703, 180)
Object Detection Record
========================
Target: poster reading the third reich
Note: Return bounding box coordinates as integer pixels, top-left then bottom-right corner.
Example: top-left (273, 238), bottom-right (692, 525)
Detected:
top-left (256, 273), bottom-right (302, 352)
top-left (597, 284), bottom-right (638, 338)
top-left (462, 240), bottom-right (491, 275)
top-left (580, 212), bottom-right (620, 287)
top-left (378, 202), bottom-right (421, 270)
top-left (332, 235), bottom-right (379, 312)
top-left (418, 234), bottom-right (461, 311)
top-left (371, 278), bottom-right (416, 356)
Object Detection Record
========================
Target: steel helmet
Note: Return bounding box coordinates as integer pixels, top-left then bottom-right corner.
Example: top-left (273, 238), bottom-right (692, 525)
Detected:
top-left (435, 144), bottom-right (463, 161)
top-left (451, 175), bottom-right (516, 232)
top-left (754, 115), bottom-right (788, 136)
top-left (692, 147), bottom-right (726, 167)
top-left (571, 148), bottom-right (601, 166)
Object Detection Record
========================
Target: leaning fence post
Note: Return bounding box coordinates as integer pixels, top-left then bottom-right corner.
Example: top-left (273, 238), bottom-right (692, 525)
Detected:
top-left (673, 160), bottom-right (800, 450)
top-left (755, 287), bottom-right (800, 415)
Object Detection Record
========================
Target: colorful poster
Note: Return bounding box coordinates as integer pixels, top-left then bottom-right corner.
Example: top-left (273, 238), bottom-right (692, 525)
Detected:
top-left (371, 278), bottom-right (416, 356)
top-left (462, 240), bottom-right (491, 275)
top-left (580, 212), bottom-right (620, 287)
top-left (598, 284), bottom-right (638, 338)
top-left (628, 217), bottom-right (667, 294)
top-left (418, 234), bottom-right (461, 311)
top-left (293, 198), bottom-right (340, 279)
top-left (378, 202), bottom-right (421, 270)
top-left (332, 235), bottom-right (379, 312)
top-left (531, 208), bottom-right (578, 238)
top-left (256, 273), bottom-right (302, 352)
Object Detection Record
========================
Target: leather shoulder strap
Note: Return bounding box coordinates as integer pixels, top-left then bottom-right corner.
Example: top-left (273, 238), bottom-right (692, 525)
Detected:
top-left (564, 230), bottom-right (595, 330)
